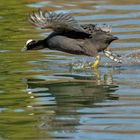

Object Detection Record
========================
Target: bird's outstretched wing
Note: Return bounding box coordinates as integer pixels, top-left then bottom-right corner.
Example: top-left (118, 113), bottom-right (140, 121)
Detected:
top-left (29, 9), bottom-right (87, 34)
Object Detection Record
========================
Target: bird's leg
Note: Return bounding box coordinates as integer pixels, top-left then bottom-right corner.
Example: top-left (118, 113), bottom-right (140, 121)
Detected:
top-left (92, 55), bottom-right (100, 69)
top-left (94, 68), bottom-right (101, 84)
top-left (91, 55), bottom-right (101, 83)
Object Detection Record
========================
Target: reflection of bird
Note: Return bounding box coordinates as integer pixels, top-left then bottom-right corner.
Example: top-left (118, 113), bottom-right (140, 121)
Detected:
top-left (22, 9), bottom-right (121, 68)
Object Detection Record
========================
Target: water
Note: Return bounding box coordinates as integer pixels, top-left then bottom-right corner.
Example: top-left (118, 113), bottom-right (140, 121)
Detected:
top-left (0, 0), bottom-right (140, 140)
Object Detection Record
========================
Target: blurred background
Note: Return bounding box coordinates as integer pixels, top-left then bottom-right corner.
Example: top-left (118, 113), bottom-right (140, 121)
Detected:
top-left (0, 0), bottom-right (140, 140)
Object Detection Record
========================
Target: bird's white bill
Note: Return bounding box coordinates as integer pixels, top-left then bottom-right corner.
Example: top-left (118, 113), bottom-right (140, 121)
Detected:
top-left (21, 46), bottom-right (27, 52)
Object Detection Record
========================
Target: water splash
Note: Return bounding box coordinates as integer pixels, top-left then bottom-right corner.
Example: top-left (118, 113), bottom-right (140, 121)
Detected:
top-left (120, 50), bottom-right (140, 64)
top-left (71, 57), bottom-right (94, 70)
top-left (71, 50), bottom-right (140, 69)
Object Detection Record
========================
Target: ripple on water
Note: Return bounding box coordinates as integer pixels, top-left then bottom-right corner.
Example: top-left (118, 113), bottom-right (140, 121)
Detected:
top-left (27, 1), bottom-right (63, 8)
top-left (76, 12), bottom-right (140, 21)
top-left (96, 5), bottom-right (140, 10)
top-left (0, 50), bottom-right (11, 53)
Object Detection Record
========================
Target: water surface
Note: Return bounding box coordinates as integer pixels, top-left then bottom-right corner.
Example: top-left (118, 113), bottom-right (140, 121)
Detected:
top-left (0, 0), bottom-right (140, 140)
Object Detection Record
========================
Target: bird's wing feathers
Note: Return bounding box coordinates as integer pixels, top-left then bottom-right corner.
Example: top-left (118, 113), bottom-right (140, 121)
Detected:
top-left (95, 24), bottom-right (112, 33)
top-left (29, 9), bottom-right (87, 34)
top-left (81, 24), bottom-right (112, 34)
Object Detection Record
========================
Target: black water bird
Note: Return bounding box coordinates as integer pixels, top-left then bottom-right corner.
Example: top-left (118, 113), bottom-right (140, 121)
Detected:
top-left (22, 9), bottom-right (121, 68)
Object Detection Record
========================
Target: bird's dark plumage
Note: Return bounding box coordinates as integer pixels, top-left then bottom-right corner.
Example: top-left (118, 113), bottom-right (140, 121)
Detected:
top-left (23, 9), bottom-right (120, 68)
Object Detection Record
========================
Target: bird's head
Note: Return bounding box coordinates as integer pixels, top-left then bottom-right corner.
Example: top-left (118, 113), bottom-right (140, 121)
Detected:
top-left (105, 34), bottom-right (118, 44)
top-left (22, 39), bottom-right (45, 51)
top-left (95, 32), bottom-right (118, 44)
top-left (94, 31), bottom-right (118, 51)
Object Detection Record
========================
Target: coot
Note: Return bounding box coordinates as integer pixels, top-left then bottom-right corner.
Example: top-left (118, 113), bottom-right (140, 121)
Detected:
top-left (22, 9), bottom-right (121, 68)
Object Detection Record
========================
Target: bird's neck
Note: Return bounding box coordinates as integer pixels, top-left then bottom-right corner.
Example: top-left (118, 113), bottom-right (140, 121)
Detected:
top-left (34, 39), bottom-right (47, 50)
